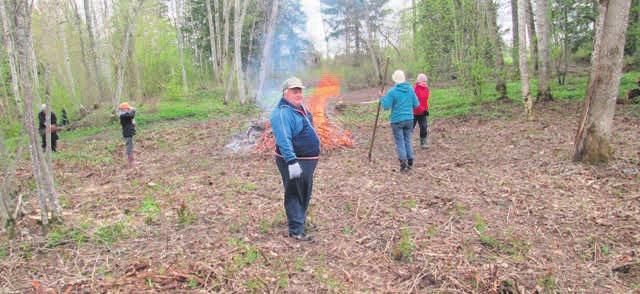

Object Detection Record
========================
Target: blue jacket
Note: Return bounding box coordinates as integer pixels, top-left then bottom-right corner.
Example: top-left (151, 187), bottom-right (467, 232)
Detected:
top-left (381, 82), bottom-right (419, 123)
top-left (270, 98), bottom-right (320, 164)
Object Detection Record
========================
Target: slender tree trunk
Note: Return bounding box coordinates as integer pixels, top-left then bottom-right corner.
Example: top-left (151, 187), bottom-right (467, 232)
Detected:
top-left (114, 0), bottom-right (143, 110)
top-left (0, 0), bottom-right (21, 110)
top-left (487, 0), bottom-right (508, 100)
top-left (205, 0), bottom-right (221, 83)
top-left (173, 0), bottom-right (189, 94)
top-left (223, 0), bottom-right (231, 60)
top-left (42, 67), bottom-right (61, 220)
top-left (574, 0), bottom-right (632, 164)
top-left (511, 0), bottom-right (520, 77)
top-left (67, 0), bottom-right (94, 104)
top-left (525, 0), bottom-right (538, 74)
top-left (28, 34), bottom-right (41, 106)
top-left (256, 0), bottom-right (280, 102)
top-left (13, 0), bottom-right (53, 225)
top-left (84, 0), bottom-right (107, 104)
top-left (535, 0), bottom-right (552, 101)
top-left (361, 1), bottom-right (381, 83)
top-left (213, 0), bottom-right (222, 70)
top-left (56, 5), bottom-right (77, 100)
top-left (234, 0), bottom-right (249, 103)
top-left (518, 0), bottom-right (533, 120)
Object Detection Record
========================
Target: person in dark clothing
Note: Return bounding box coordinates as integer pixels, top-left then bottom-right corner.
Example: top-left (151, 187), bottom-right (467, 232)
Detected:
top-left (117, 102), bottom-right (137, 168)
top-left (413, 73), bottom-right (430, 149)
top-left (270, 77), bottom-right (321, 242)
top-left (38, 104), bottom-right (59, 152)
top-left (60, 108), bottom-right (69, 126)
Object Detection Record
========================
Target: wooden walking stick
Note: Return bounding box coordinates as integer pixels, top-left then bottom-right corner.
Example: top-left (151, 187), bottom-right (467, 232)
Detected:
top-left (368, 57), bottom-right (390, 162)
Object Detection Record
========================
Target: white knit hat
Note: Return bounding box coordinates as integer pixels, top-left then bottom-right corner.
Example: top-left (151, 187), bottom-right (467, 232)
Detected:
top-left (392, 70), bottom-right (406, 84)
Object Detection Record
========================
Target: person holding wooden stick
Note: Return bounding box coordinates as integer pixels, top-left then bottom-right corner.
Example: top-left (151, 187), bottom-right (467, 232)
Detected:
top-left (270, 77), bottom-right (320, 241)
top-left (379, 70), bottom-right (419, 172)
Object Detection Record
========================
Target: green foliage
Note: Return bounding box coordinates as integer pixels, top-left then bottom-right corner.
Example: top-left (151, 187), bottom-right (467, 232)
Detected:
top-left (227, 238), bottom-right (262, 271)
top-left (140, 195), bottom-right (161, 224)
top-left (391, 227), bottom-right (415, 262)
top-left (94, 221), bottom-right (127, 246)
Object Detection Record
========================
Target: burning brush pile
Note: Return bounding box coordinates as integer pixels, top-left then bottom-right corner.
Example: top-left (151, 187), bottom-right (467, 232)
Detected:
top-left (244, 73), bottom-right (354, 155)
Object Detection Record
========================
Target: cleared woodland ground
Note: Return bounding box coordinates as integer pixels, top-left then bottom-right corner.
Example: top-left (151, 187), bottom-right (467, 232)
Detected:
top-left (1, 98), bottom-right (639, 293)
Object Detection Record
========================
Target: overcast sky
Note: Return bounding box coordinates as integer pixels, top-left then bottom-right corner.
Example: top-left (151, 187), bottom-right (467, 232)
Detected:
top-left (300, 0), bottom-right (514, 55)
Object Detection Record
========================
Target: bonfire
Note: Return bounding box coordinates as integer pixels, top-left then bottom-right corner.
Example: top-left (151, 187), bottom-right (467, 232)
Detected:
top-left (255, 73), bottom-right (354, 154)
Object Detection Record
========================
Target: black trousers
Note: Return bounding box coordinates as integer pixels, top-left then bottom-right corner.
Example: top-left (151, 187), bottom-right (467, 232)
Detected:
top-left (413, 113), bottom-right (429, 139)
top-left (39, 129), bottom-right (58, 152)
top-left (275, 157), bottom-right (318, 236)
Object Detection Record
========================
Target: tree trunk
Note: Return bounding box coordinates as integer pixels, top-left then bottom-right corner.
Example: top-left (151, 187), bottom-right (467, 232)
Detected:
top-left (67, 0), bottom-right (95, 104)
top-left (56, 6), bottom-right (77, 100)
top-left (114, 0), bottom-right (143, 110)
top-left (223, 0), bottom-right (231, 60)
top-left (535, 0), bottom-right (552, 101)
top-left (28, 34), bottom-right (41, 106)
top-left (525, 0), bottom-right (538, 74)
top-left (233, 0), bottom-right (249, 103)
top-left (518, 0), bottom-right (533, 120)
top-left (0, 0), bottom-right (22, 111)
top-left (205, 0), bottom-right (221, 83)
top-left (574, 0), bottom-right (632, 164)
top-left (256, 0), bottom-right (280, 102)
top-left (84, 0), bottom-right (107, 104)
top-left (213, 0), bottom-right (222, 69)
top-left (42, 68), bottom-right (61, 220)
top-left (510, 0), bottom-right (520, 77)
top-left (361, 1), bottom-right (381, 83)
top-left (488, 0), bottom-right (508, 100)
top-left (173, 0), bottom-right (189, 94)
top-left (13, 0), bottom-right (54, 225)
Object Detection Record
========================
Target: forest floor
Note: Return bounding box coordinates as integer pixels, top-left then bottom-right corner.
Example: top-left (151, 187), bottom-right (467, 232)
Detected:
top-left (1, 89), bottom-right (639, 293)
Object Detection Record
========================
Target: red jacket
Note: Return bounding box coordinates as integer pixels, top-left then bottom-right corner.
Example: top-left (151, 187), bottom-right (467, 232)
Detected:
top-left (413, 83), bottom-right (430, 115)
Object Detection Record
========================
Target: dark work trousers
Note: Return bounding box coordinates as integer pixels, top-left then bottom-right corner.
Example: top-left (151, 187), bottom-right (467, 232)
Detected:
top-left (276, 157), bottom-right (318, 236)
top-left (413, 113), bottom-right (429, 139)
top-left (39, 128), bottom-right (59, 152)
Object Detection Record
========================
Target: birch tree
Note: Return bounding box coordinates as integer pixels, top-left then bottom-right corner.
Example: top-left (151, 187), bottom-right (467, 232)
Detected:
top-left (511, 0), bottom-right (520, 76)
top-left (233, 0), bottom-right (249, 103)
top-left (114, 0), bottom-right (144, 110)
top-left (525, 0), bottom-right (539, 74)
top-left (256, 0), bottom-right (280, 102)
top-left (536, 0), bottom-right (552, 101)
top-left (574, 0), bottom-right (632, 164)
top-left (518, 0), bottom-right (533, 120)
top-left (56, 4), bottom-right (78, 100)
top-left (13, 0), bottom-right (62, 224)
top-left (205, 0), bottom-right (221, 82)
top-left (487, 0), bottom-right (508, 100)
top-left (173, 0), bottom-right (189, 94)
top-left (84, 0), bottom-right (108, 102)
top-left (0, 0), bottom-right (22, 110)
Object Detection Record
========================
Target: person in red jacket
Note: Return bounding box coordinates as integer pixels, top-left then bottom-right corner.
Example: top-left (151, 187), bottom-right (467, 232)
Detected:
top-left (413, 73), bottom-right (430, 149)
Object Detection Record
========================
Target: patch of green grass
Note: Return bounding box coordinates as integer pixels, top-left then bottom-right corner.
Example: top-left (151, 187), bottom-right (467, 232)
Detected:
top-left (245, 278), bottom-right (265, 291)
top-left (140, 195), bottom-right (161, 225)
top-left (259, 219), bottom-right (271, 234)
top-left (227, 238), bottom-right (262, 271)
top-left (473, 213), bottom-right (487, 233)
top-left (313, 266), bottom-right (343, 291)
top-left (294, 256), bottom-right (305, 272)
top-left (341, 226), bottom-right (353, 235)
top-left (402, 198), bottom-right (417, 209)
top-left (391, 227), bottom-right (415, 263)
top-left (276, 272), bottom-right (289, 289)
top-left (94, 221), bottom-right (127, 246)
top-left (537, 273), bottom-right (557, 293)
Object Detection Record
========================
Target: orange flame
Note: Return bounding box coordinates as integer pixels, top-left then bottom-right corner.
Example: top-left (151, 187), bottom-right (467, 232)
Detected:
top-left (255, 73), bottom-right (354, 154)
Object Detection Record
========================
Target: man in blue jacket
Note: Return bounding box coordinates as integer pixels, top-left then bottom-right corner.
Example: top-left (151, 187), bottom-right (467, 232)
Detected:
top-left (270, 77), bottom-right (320, 241)
top-left (380, 70), bottom-right (420, 172)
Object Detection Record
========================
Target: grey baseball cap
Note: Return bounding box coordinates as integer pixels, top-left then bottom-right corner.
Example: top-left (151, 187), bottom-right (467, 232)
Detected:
top-left (282, 77), bottom-right (305, 91)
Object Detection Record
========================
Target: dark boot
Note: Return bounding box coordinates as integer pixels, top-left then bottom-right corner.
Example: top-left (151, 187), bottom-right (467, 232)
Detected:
top-left (399, 160), bottom-right (409, 172)
top-left (407, 159), bottom-right (413, 170)
top-left (420, 137), bottom-right (428, 149)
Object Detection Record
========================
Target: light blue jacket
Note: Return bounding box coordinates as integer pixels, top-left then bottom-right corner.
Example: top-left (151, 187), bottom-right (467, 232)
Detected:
top-left (381, 82), bottom-right (419, 123)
